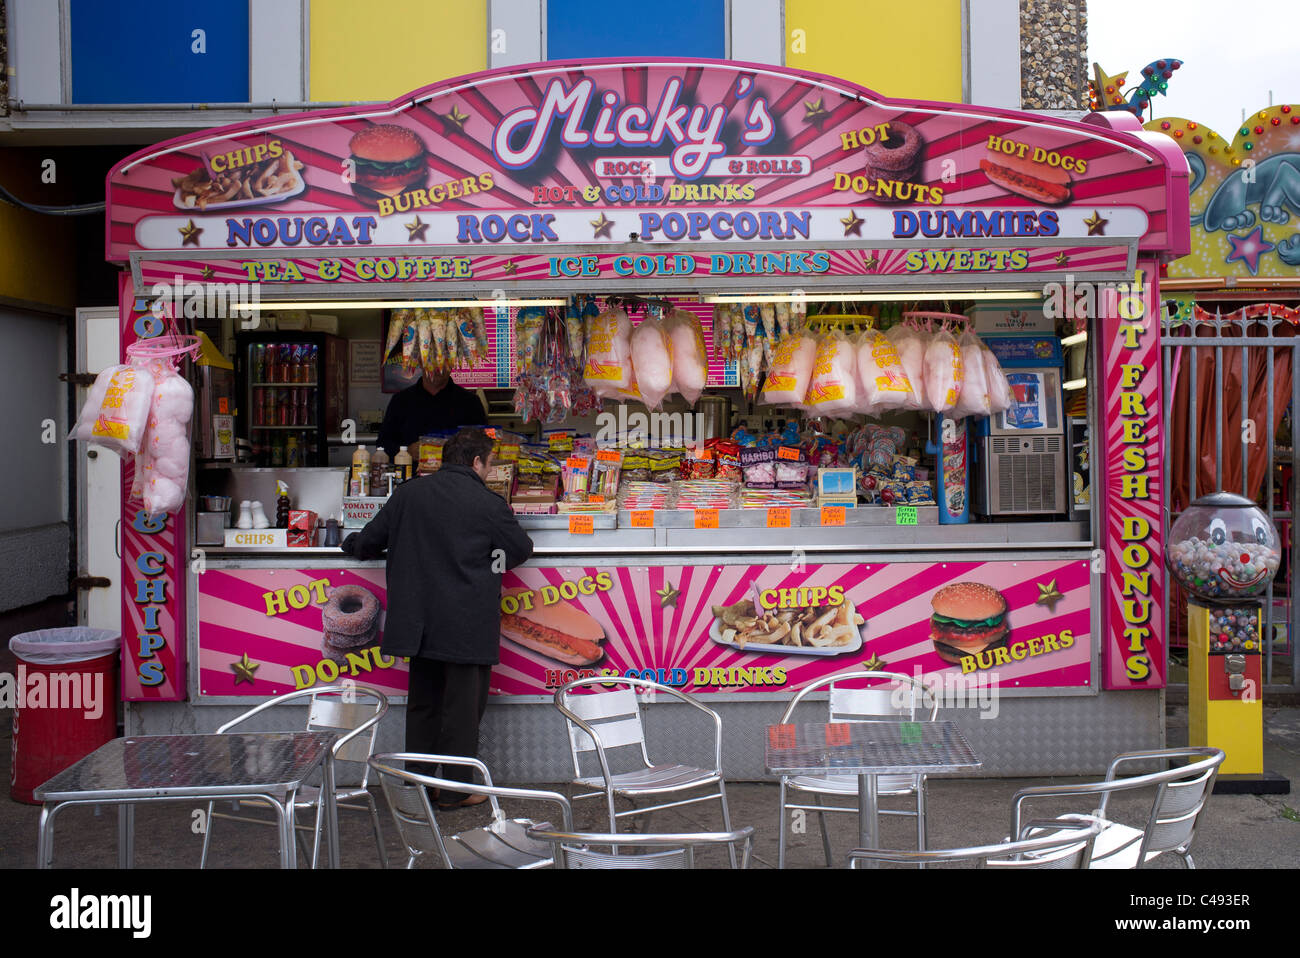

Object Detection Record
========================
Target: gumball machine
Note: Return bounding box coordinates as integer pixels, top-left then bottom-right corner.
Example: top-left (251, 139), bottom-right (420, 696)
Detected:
top-left (1166, 492), bottom-right (1287, 790)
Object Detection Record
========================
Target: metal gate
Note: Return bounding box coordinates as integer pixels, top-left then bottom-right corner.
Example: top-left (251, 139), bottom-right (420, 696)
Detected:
top-left (1161, 303), bottom-right (1300, 690)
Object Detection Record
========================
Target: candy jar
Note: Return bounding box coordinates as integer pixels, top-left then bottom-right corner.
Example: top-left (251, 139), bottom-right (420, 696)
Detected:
top-left (1165, 492), bottom-right (1281, 601)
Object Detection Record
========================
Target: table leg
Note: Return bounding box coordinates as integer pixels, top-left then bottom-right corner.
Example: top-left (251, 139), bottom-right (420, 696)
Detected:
top-left (322, 752), bottom-right (339, 869)
top-left (118, 803), bottom-right (135, 869)
top-left (37, 804), bottom-right (55, 869)
top-left (858, 773), bottom-right (880, 867)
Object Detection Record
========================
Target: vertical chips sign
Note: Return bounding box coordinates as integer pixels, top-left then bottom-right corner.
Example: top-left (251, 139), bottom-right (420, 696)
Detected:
top-left (1101, 268), bottom-right (1165, 688)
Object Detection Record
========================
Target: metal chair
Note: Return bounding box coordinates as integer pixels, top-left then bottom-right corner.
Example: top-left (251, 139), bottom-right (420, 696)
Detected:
top-left (1011, 746), bottom-right (1226, 869)
top-left (200, 684), bottom-right (389, 869)
top-left (526, 825), bottom-right (754, 869)
top-left (552, 676), bottom-right (736, 865)
top-left (776, 670), bottom-right (939, 868)
top-left (369, 753), bottom-right (572, 869)
top-left (848, 817), bottom-right (1102, 869)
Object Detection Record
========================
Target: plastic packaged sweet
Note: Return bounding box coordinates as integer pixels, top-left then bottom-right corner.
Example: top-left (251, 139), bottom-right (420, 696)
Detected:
top-left (884, 325), bottom-right (926, 410)
top-left (666, 308), bottom-right (708, 405)
top-left (583, 306), bottom-right (634, 397)
top-left (805, 331), bottom-right (858, 418)
top-left (760, 331), bottom-right (817, 406)
top-left (952, 329), bottom-right (991, 419)
top-left (854, 328), bottom-right (913, 417)
top-left (982, 343), bottom-right (1015, 414)
top-left (70, 362), bottom-right (157, 457)
top-left (922, 327), bottom-right (964, 413)
top-left (1165, 492), bottom-right (1282, 600)
top-left (630, 315), bottom-right (674, 409)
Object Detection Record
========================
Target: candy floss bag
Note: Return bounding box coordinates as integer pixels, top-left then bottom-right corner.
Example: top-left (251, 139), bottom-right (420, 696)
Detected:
top-left (884, 324), bottom-right (926, 411)
top-left (128, 334), bottom-right (199, 515)
top-left (583, 305), bottom-right (633, 398)
top-left (629, 310), bottom-right (674, 409)
top-left (665, 308), bottom-right (708, 405)
top-left (71, 362), bottom-right (156, 456)
top-left (855, 326), bottom-right (913, 417)
top-left (805, 329), bottom-right (858, 418)
top-left (922, 324), bottom-right (964, 414)
top-left (760, 330), bottom-right (817, 406)
top-left (952, 328), bottom-right (991, 419)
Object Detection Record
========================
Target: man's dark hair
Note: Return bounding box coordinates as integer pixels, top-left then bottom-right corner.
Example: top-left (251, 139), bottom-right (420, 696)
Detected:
top-left (443, 427), bottom-right (494, 467)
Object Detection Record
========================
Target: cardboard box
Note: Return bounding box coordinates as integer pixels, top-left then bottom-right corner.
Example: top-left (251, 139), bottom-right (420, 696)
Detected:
top-left (288, 510), bottom-right (318, 545)
top-left (308, 313), bottom-right (338, 333)
top-left (288, 530), bottom-right (315, 547)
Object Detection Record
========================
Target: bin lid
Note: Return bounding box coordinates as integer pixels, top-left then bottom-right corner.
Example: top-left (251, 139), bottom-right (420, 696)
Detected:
top-left (9, 628), bottom-right (121, 665)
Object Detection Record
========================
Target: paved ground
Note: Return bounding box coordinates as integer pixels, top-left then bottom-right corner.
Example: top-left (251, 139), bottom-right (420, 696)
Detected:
top-left (2, 596), bottom-right (1296, 872)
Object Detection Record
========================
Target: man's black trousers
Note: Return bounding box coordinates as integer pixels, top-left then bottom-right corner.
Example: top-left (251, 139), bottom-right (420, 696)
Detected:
top-left (404, 658), bottom-right (492, 803)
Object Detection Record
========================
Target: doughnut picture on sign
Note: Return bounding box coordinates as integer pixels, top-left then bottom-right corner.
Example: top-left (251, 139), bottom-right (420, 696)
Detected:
top-left (321, 584), bottom-right (383, 664)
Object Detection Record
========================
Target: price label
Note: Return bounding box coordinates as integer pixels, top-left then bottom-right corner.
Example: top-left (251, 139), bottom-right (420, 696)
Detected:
top-left (820, 505), bottom-right (846, 526)
top-left (694, 508), bottom-right (719, 529)
top-left (565, 456), bottom-right (590, 470)
top-left (217, 397), bottom-right (229, 414)
top-left (568, 515), bottom-right (594, 535)
top-left (896, 505), bottom-right (918, 525)
top-left (596, 449), bottom-right (621, 463)
top-left (766, 507), bottom-right (792, 528)
top-left (777, 446), bottom-right (802, 461)
top-left (588, 495), bottom-right (606, 504)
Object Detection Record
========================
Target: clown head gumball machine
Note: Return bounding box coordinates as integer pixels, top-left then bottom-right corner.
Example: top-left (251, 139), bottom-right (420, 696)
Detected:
top-left (1167, 492), bottom-right (1285, 789)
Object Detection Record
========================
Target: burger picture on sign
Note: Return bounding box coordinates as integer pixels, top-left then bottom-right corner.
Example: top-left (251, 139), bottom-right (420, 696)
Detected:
top-left (347, 125), bottom-right (428, 207)
top-left (928, 582), bottom-right (1010, 665)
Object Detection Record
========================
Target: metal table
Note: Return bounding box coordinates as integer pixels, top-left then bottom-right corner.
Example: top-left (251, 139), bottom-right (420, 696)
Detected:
top-left (34, 732), bottom-right (339, 869)
top-left (765, 721), bottom-right (981, 860)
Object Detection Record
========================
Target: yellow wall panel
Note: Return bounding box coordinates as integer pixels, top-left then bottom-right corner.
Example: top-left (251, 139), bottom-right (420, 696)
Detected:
top-left (0, 152), bottom-right (75, 311)
top-left (785, 0), bottom-right (963, 103)
top-left (309, 0), bottom-right (487, 102)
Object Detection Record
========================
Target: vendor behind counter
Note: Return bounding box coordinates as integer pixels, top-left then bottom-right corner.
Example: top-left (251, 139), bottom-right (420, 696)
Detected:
top-left (378, 370), bottom-right (487, 457)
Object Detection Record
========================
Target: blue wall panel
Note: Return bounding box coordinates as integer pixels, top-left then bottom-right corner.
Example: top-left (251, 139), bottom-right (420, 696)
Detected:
top-left (546, 0), bottom-right (725, 59)
top-left (71, 0), bottom-right (250, 103)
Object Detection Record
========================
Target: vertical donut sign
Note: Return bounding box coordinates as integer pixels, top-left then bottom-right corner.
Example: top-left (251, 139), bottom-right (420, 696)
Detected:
top-left (1100, 269), bottom-right (1165, 688)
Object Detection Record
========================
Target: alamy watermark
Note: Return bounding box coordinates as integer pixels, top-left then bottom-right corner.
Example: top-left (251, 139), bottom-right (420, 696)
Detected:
top-left (1, 666), bottom-right (104, 719)
top-left (594, 405), bottom-right (706, 447)
top-left (149, 275), bottom-right (260, 325)
top-left (889, 667), bottom-right (1001, 720)
top-left (1042, 269), bottom-right (1150, 323)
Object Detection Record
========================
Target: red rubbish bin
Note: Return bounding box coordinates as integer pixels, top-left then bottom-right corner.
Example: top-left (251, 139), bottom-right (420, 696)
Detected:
top-left (9, 628), bottom-right (120, 804)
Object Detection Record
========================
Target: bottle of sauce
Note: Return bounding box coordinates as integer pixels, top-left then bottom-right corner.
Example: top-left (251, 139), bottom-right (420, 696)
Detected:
top-left (394, 445), bottom-right (413, 482)
top-left (350, 445), bottom-right (371, 496)
top-left (275, 480), bottom-right (291, 528)
top-left (369, 447), bottom-right (390, 494)
top-left (285, 433), bottom-right (301, 467)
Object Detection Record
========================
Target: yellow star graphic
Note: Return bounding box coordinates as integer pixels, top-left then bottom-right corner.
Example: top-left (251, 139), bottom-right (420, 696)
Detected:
top-left (863, 653), bottom-right (888, 671)
top-left (405, 215), bottom-right (429, 242)
top-left (230, 652), bottom-right (260, 685)
top-left (443, 104), bottom-right (470, 132)
top-left (200, 264), bottom-right (215, 279)
top-left (1036, 580), bottom-right (1064, 610)
top-left (1091, 64), bottom-right (1129, 108)
top-left (179, 219), bottom-right (203, 246)
top-left (656, 583), bottom-right (680, 608)
top-left (501, 259), bottom-right (518, 275)
top-left (840, 209), bottom-right (865, 237)
top-left (1083, 210), bottom-right (1109, 236)
top-left (863, 253), bottom-right (878, 270)
top-left (590, 211), bottom-right (615, 239)
top-left (804, 98), bottom-right (830, 128)
top-left (1055, 252), bottom-right (1069, 267)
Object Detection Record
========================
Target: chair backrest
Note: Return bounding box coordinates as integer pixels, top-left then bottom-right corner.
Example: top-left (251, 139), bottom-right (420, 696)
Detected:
top-left (368, 752), bottom-right (572, 869)
top-left (526, 825), bottom-right (754, 869)
top-left (553, 677), bottom-right (723, 780)
top-left (849, 819), bottom-right (1101, 869)
top-left (1011, 747), bottom-right (1226, 867)
top-left (779, 670), bottom-right (939, 724)
top-left (215, 683), bottom-right (389, 784)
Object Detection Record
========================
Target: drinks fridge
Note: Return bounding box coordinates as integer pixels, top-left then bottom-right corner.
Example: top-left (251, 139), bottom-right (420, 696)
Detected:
top-left (235, 332), bottom-right (348, 467)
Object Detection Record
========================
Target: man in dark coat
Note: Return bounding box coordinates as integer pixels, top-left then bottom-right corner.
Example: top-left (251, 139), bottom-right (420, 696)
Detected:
top-left (341, 427), bottom-right (533, 807)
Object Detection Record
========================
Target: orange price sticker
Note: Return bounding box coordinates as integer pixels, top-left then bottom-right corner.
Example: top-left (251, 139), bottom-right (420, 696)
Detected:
top-left (695, 508), bottom-right (719, 529)
top-left (217, 397), bottom-right (229, 414)
top-left (821, 505), bottom-right (846, 526)
top-left (767, 507), bottom-right (791, 528)
top-left (777, 446), bottom-right (801, 461)
top-left (596, 449), bottom-right (621, 463)
top-left (568, 515), bottom-right (594, 535)
top-left (629, 510), bottom-right (655, 528)
top-left (588, 495), bottom-right (606, 504)
top-left (565, 456), bottom-right (590, 470)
